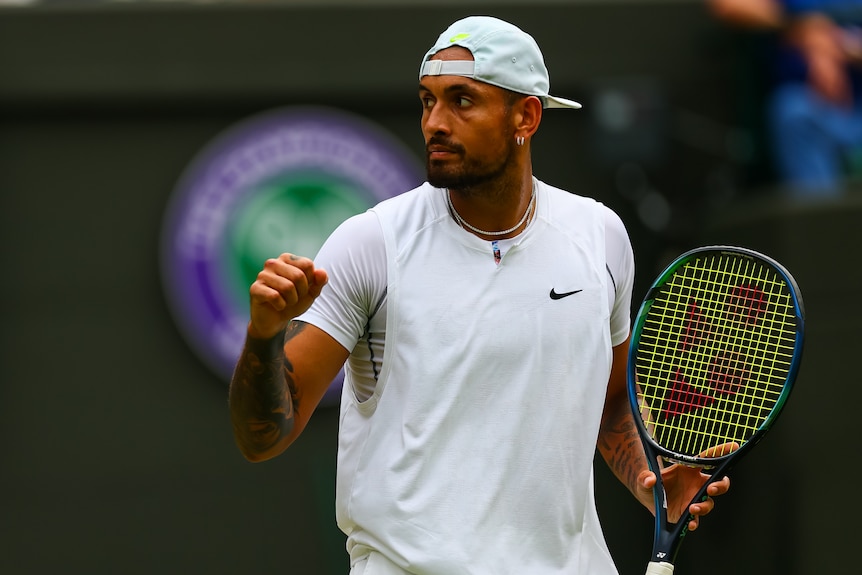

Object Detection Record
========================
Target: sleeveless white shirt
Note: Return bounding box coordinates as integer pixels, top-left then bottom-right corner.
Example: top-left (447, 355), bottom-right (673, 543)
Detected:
top-left (298, 179), bottom-right (634, 575)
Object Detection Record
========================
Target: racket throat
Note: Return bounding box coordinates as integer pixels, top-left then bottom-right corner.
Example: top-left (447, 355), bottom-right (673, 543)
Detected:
top-left (652, 526), bottom-right (687, 564)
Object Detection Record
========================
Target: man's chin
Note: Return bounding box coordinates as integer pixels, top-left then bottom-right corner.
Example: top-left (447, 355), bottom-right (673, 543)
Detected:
top-left (426, 169), bottom-right (460, 190)
top-left (428, 177), bottom-right (453, 189)
top-left (428, 174), bottom-right (492, 191)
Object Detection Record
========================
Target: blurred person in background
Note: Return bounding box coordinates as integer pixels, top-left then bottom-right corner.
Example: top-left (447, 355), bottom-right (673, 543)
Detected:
top-left (708, 0), bottom-right (862, 197)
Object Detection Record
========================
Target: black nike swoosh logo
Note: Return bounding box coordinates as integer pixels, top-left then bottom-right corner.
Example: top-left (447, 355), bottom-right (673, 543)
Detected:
top-left (549, 288), bottom-right (583, 300)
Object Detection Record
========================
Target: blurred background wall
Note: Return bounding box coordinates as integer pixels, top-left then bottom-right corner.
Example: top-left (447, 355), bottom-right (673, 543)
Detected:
top-left (0, 1), bottom-right (857, 574)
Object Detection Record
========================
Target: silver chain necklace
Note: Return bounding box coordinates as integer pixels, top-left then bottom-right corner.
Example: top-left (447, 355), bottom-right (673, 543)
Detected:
top-left (446, 184), bottom-right (536, 237)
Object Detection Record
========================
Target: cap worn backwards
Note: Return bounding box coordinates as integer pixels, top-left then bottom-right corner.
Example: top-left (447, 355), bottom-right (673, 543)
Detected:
top-left (419, 16), bottom-right (581, 110)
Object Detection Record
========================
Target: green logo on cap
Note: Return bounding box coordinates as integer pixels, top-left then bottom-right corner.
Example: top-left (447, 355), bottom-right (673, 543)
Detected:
top-left (449, 33), bottom-right (470, 43)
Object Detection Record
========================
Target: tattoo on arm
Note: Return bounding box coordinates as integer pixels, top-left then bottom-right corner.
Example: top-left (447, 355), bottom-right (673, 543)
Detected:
top-left (599, 411), bottom-right (646, 495)
top-left (284, 319), bottom-right (307, 345)
top-left (229, 321), bottom-right (308, 457)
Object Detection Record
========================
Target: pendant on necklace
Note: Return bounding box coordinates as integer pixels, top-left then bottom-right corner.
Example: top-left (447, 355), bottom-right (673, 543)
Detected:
top-left (492, 240), bottom-right (502, 265)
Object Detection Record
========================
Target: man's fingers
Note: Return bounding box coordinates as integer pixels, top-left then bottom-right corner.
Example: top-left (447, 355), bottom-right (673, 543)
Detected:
top-left (687, 516), bottom-right (701, 532)
top-left (707, 474), bottom-right (731, 496)
top-left (276, 253), bottom-right (317, 285)
top-left (255, 255), bottom-right (320, 303)
top-left (252, 254), bottom-right (329, 312)
top-left (698, 441), bottom-right (740, 459)
top-left (266, 256), bottom-right (311, 291)
top-left (690, 496), bottom-right (715, 516)
top-left (308, 268), bottom-right (329, 298)
top-left (250, 281), bottom-right (288, 311)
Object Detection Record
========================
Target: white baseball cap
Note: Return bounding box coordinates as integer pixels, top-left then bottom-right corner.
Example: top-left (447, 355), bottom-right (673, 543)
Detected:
top-left (419, 16), bottom-right (581, 110)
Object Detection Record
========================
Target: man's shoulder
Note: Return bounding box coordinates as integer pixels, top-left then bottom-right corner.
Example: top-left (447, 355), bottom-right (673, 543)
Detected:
top-left (537, 179), bottom-right (631, 247)
top-left (374, 182), bottom-right (435, 207)
top-left (538, 179), bottom-right (606, 218)
top-left (371, 182), bottom-right (441, 223)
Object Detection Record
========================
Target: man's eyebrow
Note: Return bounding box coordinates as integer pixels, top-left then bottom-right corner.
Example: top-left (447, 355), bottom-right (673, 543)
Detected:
top-left (418, 82), bottom-right (480, 95)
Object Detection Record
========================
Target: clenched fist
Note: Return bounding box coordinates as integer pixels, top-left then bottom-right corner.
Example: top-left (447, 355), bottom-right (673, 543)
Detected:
top-left (247, 253), bottom-right (328, 340)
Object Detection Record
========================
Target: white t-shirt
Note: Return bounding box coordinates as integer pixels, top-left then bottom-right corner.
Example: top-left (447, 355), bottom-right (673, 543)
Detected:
top-left (298, 178), bottom-right (635, 575)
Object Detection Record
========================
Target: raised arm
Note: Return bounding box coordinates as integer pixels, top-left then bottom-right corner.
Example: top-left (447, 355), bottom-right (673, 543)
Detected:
top-left (229, 253), bottom-right (350, 462)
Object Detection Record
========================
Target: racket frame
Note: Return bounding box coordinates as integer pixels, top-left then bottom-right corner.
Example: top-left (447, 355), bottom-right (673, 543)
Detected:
top-left (626, 245), bottom-right (805, 569)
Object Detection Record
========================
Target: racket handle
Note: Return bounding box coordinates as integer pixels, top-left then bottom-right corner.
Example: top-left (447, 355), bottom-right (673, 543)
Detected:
top-left (644, 561), bottom-right (675, 575)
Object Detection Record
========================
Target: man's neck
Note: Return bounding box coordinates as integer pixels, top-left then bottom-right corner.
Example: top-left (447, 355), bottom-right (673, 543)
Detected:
top-left (447, 174), bottom-right (536, 240)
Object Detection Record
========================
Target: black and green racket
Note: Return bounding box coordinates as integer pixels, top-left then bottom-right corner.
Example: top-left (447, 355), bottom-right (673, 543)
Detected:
top-left (628, 246), bottom-right (805, 575)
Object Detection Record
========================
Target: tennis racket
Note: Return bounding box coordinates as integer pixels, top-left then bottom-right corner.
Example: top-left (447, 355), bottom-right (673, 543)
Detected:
top-left (628, 246), bottom-right (805, 575)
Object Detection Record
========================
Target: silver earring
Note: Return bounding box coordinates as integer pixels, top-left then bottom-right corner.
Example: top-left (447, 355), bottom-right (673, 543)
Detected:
top-left (516, 136), bottom-right (525, 146)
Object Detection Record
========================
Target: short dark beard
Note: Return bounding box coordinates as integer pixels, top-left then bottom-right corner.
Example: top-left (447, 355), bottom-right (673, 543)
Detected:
top-left (426, 129), bottom-right (517, 192)
top-left (427, 152), bottom-right (509, 190)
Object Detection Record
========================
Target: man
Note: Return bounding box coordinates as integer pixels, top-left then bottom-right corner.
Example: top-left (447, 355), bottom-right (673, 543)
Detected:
top-left (229, 16), bottom-right (730, 575)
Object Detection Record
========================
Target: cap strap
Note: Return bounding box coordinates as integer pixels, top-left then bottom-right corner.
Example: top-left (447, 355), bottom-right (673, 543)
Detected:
top-left (420, 60), bottom-right (475, 78)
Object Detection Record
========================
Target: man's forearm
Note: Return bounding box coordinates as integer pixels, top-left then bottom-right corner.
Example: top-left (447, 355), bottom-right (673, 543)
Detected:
top-left (598, 404), bottom-right (650, 502)
top-left (229, 326), bottom-right (298, 462)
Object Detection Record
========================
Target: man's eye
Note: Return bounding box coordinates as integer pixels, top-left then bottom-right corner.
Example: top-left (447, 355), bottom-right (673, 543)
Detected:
top-left (421, 97), bottom-right (435, 108)
top-left (457, 97), bottom-right (472, 107)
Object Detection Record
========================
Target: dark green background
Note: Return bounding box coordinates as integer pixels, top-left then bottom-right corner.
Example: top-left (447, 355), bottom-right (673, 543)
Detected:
top-left (1, 2), bottom-right (857, 574)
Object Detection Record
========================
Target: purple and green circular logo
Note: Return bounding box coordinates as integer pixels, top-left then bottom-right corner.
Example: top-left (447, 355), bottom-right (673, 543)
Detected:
top-left (160, 106), bottom-right (422, 392)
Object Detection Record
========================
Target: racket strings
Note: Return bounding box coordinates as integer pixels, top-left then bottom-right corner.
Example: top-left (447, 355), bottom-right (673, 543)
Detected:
top-left (636, 253), bottom-right (798, 458)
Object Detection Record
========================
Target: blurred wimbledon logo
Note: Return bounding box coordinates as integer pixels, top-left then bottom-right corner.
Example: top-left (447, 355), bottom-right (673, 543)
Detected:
top-left (160, 107), bottom-right (422, 397)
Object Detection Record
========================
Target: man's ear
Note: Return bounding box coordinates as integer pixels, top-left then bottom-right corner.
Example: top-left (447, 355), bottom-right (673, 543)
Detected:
top-left (515, 95), bottom-right (543, 141)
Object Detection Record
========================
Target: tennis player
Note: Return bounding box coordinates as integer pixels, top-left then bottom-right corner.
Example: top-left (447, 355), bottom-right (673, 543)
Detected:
top-left (229, 16), bottom-right (731, 575)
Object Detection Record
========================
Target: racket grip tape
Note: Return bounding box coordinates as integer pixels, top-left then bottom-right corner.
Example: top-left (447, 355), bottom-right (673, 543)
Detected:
top-left (644, 561), bottom-right (675, 575)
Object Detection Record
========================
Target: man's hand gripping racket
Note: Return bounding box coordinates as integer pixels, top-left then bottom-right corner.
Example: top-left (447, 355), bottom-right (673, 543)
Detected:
top-left (627, 246), bottom-right (805, 575)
